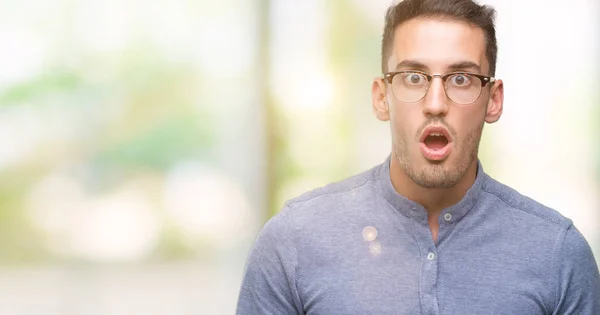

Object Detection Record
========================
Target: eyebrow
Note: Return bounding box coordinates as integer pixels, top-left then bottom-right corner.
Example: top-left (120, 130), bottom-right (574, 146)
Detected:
top-left (394, 60), bottom-right (482, 74)
top-left (394, 60), bottom-right (430, 72)
top-left (447, 61), bottom-right (482, 74)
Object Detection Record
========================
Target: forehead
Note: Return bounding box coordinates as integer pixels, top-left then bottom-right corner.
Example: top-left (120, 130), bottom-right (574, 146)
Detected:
top-left (388, 18), bottom-right (488, 73)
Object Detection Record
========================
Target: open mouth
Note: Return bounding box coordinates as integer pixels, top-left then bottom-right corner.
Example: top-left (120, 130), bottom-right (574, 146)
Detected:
top-left (424, 132), bottom-right (449, 150)
top-left (419, 127), bottom-right (452, 161)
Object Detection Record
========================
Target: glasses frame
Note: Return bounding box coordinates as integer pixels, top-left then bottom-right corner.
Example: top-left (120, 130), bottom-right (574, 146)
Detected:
top-left (383, 71), bottom-right (496, 105)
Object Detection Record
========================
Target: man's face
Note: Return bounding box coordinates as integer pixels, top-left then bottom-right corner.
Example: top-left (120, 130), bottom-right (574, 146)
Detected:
top-left (373, 18), bottom-right (503, 188)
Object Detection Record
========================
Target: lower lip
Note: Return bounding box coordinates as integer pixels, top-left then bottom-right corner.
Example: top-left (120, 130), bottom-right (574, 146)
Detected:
top-left (420, 142), bottom-right (452, 161)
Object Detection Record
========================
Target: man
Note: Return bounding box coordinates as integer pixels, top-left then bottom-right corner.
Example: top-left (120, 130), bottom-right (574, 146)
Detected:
top-left (236, 0), bottom-right (600, 314)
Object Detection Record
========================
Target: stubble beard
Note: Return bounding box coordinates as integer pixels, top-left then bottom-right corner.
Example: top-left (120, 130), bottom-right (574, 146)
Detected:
top-left (393, 121), bottom-right (484, 189)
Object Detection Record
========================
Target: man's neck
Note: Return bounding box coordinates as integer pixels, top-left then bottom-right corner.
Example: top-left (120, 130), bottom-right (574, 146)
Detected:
top-left (389, 154), bottom-right (478, 216)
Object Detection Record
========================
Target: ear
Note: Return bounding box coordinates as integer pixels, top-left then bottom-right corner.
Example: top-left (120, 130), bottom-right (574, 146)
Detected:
top-left (485, 79), bottom-right (503, 124)
top-left (372, 77), bottom-right (390, 121)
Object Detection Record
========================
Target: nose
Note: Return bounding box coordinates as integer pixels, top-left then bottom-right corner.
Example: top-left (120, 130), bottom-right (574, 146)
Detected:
top-left (422, 76), bottom-right (448, 117)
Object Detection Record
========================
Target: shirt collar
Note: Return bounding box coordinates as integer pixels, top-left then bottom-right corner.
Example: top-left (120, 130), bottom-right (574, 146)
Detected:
top-left (377, 155), bottom-right (487, 223)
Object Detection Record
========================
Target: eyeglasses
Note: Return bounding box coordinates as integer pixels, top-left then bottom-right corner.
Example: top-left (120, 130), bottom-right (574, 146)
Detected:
top-left (383, 71), bottom-right (496, 105)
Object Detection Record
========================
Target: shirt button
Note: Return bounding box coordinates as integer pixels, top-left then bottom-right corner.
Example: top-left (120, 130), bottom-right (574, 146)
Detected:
top-left (427, 253), bottom-right (435, 260)
top-left (444, 213), bottom-right (453, 222)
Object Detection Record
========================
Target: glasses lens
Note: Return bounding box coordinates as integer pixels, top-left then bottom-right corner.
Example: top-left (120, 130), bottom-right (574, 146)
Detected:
top-left (445, 73), bottom-right (482, 104)
top-left (391, 72), bottom-right (428, 102)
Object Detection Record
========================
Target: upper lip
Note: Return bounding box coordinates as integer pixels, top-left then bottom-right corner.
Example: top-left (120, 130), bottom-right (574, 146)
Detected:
top-left (419, 125), bottom-right (452, 143)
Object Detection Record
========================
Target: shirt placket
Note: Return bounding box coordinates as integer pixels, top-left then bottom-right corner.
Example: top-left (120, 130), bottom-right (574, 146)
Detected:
top-left (411, 206), bottom-right (440, 315)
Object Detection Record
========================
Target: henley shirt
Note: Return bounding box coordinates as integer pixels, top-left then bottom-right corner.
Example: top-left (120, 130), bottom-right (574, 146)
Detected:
top-left (237, 157), bottom-right (600, 314)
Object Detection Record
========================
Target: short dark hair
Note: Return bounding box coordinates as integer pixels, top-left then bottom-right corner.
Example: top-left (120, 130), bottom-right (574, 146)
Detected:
top-left (381, 0), bottom-right (497, 76)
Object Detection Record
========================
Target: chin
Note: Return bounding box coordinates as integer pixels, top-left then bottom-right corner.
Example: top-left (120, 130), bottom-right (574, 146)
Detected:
top-left (410, 156), bottom-right (469, 188)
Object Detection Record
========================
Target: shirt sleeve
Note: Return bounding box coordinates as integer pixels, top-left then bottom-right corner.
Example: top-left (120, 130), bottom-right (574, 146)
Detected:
top-left (553, 225), bottom-right (600, 314)
top-left (236, 206), bottom-right (303, 315)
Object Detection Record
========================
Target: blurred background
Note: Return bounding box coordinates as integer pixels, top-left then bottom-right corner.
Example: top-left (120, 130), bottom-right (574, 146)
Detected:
top-left (0, 0), bottom-right (597, 314)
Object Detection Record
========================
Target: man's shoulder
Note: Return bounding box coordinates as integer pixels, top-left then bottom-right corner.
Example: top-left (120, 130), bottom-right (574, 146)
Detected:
top-left (264, 163), bottom-right (382, 239)
top-left (481, 174), bottom-right (573, 230)
top-left (285, 163), bottom-right (381, 208)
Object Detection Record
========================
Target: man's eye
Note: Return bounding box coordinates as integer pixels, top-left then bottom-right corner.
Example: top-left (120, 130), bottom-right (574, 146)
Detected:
top-left (403, 73), bottom-right (426, 85)
top-left (449, 74), bottom-right (471, 86)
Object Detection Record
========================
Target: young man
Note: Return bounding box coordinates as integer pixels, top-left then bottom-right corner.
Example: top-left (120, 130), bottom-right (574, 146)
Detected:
top-left (236, 0), bottom-right (600, 314)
